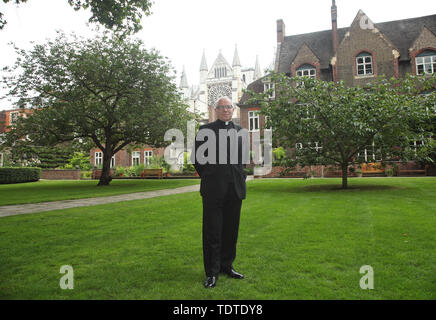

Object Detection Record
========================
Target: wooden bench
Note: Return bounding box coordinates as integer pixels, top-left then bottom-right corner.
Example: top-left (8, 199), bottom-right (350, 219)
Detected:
top-left (398, 169), bottom-right (426, 176)
top-left (140, 168), bottom-right (163, 179)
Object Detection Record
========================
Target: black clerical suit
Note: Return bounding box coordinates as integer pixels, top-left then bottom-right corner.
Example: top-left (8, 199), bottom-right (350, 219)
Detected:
top-left (193, 119), bottom-right (247, 277)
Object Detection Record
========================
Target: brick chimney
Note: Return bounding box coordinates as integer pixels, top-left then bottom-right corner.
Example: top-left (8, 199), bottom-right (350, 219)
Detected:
top-left (277, 19), bottom-right (285, 44)
top-left (331, 0), bottom-right (339, 54)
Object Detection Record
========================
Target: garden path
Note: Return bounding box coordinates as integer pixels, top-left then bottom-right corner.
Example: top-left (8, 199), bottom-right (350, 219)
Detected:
top-left (0, 184), bottom-right (200, 218)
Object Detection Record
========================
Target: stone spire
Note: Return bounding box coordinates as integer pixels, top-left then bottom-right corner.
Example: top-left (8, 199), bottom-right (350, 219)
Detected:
top-left (232, 44), bottom-right (241, 67)
top-left (254, 55), bottom-right (262, 79)
top-left (200, 49), bottom-right (208, 71)
top-left (179, 66), bottom-right (188, 88)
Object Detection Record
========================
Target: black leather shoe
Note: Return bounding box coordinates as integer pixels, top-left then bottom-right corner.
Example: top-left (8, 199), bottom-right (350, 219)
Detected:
top-left (221, 268), bottom-right (244, 279)
top-left (204, 276), bottom-right (217, 288)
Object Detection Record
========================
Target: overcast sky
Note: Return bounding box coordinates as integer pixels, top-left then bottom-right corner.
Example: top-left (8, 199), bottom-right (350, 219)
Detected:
top-left (1, 0), bottom-right (435, 110)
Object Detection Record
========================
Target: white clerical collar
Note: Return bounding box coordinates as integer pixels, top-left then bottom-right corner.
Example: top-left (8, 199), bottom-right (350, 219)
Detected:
top-left (225, 121), bottom-right (230, 125)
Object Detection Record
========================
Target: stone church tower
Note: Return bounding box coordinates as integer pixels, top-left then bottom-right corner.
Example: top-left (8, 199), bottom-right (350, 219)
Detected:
top-left (180, 46), bottom-right (263, 123)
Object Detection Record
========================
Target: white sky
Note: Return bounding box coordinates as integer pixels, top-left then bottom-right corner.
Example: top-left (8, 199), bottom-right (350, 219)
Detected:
top-left (1, 0), bottom-right (435, 110)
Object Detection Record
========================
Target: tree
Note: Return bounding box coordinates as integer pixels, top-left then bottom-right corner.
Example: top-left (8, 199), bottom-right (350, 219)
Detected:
top-left (2, 31), bottom-right (192, 185)
top-left (3, 141), bottom-right (72, 168)
top-left (250, 73), bottom-right (435, 189)
top-left (1, 0), bottom-right (152, 33)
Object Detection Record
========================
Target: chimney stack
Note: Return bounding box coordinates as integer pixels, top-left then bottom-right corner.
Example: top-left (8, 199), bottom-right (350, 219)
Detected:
top-left (331, 0), bottom-right (339, 54)
top-left (277, 19), bottom-right (285, 44)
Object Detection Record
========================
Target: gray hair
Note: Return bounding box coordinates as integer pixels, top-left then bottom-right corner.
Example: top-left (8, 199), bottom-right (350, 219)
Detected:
top-left (214, 96), bottom-right (233, 109)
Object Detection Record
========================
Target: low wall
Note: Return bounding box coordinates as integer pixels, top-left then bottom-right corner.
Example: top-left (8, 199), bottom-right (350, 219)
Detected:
top-left (255, 165), bottom-right (357, 178)
top-left (41, 169), bottom-right (81, 180)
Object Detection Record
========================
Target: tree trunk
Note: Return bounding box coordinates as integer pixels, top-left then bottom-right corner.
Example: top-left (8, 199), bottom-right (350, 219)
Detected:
top-left (341, 163), bottom-right (348, 189)
top-left (98, 151), bottom-right (113, 186)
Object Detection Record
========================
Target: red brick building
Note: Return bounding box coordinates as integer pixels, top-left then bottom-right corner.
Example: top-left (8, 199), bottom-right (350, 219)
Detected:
top-left (238, 1), bottom-right (436, 175)
top-left (0, 108), bottom-right (33, 134)
top-left (240, 2), bottom-right (436, 130)
top-left (89, 147), bottom-right (165, 169)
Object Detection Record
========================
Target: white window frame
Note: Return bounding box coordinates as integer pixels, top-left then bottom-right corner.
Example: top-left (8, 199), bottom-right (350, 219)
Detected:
top-left (410, 139), bottom-right (425, 156)
top-left (416, 52), bottom-right (436, 75)
top-left (264, 83), bottom-right (275, 99)
top-left (144, 150), bottom-right (153, 166)
top-left (0, 152), bottom-right (3, 167)
top-left (309, 141), bottom-right (322, 152)
top-left (110, 155), bottom-right (115, 168)
top-left (296, 65), bottom-right (316, 78)
top-left (358, 142), bottom-right (382, 162)
top-left (95, 152), bottom-right (103, 166)
top-left (356, 52), bottom-right (373, 76)
top-left (248, 111), bottom-right (260, 132)
top-left (9, 111), bottom-right (19, 125)
top-left (132, 151), bottom-right (140, 166)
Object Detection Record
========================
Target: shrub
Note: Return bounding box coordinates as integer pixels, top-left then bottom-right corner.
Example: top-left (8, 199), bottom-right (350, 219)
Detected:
top-left (63, 152), bottom-right (93, 170)
top-left (272, 147), bottom-right (287, 166)
top-left (80, 170), bottom-right (92, 179)
top-left (133, 164), bottom-right (145, 176)
top-left (114, 166), bottom-right (126, 177)
top-left (147, 155), bottom-right (168, 170)
top-left (0, 167), bottom-right (41, 184)
top-left (183, 152), bottom-right (195, 173)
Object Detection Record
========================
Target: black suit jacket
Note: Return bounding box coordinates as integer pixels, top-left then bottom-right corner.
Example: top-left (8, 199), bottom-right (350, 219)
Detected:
top-left (192, 120), bottom-right (247, 200)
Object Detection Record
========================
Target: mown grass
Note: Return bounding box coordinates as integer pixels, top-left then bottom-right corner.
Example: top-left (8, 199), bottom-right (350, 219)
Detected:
top-left (0, 179), bottom-right (200, 206)
top-left (0, 178), bottom-right (434, 299)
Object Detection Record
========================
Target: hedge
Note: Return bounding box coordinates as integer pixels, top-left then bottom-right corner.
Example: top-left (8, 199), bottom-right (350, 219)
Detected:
top-left (0, 167), bottom-right (41, 184)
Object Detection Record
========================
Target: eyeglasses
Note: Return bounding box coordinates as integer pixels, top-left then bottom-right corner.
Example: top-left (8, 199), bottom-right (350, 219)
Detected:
top-left (216, 105), bottom-right (234, 110)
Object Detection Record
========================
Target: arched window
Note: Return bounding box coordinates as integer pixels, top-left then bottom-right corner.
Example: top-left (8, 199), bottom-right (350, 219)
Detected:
top-left (296, 64), bottom-right (316, 78)
top-left (416, 50), bottom-right (436, 75)
top-left (356, 52), bottom-right (373, 76)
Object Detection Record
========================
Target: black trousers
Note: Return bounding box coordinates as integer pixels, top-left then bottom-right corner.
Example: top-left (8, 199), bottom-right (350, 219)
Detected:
top-left (202, 182), bottom-right (242, 277)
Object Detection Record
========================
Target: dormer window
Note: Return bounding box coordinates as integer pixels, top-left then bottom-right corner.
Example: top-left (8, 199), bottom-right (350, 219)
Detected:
top-left (264, 82), bottom-right (275, 99)
top-left (296, 64), bottom-right (316, 78)
top-left (416, 50), bottom-right (436, 75)
top-left (214, 66), bottom-right (227, 78)
top-left (356, 52), bottom-right (373, 76)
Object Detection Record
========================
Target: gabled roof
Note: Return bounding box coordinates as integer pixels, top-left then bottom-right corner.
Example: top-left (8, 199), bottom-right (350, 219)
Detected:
top-left (376, 14), bottom-right (436, 60)
top-left (208, 51), bottom-right (233, 78)
top-left (277, 13), bottom-right (436, 73)
top-left (238, 76), bottom-right (268, 105)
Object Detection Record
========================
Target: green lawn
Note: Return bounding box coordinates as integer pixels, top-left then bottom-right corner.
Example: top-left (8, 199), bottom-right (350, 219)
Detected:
top-left (0, 178), bottom-right (435, 299)
top-left (0, 179), bottom-right (200, 206)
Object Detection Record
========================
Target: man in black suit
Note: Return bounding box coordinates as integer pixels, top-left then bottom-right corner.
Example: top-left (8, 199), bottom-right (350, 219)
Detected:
top-left (192, 96), bottom-right (248, 288)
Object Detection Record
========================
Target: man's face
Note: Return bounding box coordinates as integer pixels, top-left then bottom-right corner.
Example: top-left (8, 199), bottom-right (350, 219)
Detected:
top-left (215, 98), bottom-right (234, 122)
